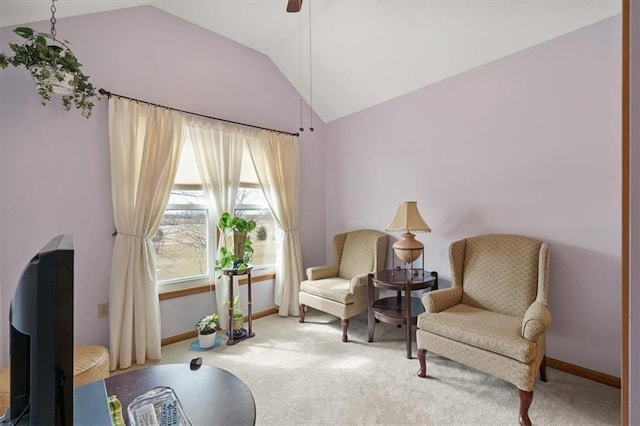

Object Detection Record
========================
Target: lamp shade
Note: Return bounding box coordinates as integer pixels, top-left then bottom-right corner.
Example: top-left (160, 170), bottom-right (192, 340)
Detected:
top-left (386, 201), bottom-right (431, 233)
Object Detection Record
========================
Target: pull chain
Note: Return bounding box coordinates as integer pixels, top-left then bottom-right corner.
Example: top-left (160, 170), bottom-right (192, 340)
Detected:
top-left (298, 9), bottom-right (304, 132)
top-left (299, 99), bottom-right (304, 132)
top-left (308, 1), bottom-right (314, 132)
top-left (50, 0), bottom-right (57, 40)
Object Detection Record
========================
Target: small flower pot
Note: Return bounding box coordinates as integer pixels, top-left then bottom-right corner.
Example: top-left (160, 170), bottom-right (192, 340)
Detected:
top-left (197, 330), bottom-right (217, 349)
top-left (225, 231), bottom-right (247, 262)
top-left (233, 317), bottom-right (244, 332)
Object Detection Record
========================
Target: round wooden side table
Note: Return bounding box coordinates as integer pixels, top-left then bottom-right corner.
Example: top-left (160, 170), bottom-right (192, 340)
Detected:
top-left (367, 269), bottom-right (438, 358)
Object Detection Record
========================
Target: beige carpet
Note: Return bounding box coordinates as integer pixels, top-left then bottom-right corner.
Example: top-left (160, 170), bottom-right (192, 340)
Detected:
top-left (154, 309), bottom-right (620, 426)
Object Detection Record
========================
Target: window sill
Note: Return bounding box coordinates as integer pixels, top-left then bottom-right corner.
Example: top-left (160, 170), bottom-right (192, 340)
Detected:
top-left (158, 266), bottom-right (276, 301)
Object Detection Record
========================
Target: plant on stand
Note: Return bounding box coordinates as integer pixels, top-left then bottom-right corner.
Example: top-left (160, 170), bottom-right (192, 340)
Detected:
top-left (195, 313), bottom-right (219, 349)
top-left (215, 212), bottom-right (254, 340)
top-left (214, 212), bottom-right (256, 275)
top-left (225, 295), bottom-right (245, 333)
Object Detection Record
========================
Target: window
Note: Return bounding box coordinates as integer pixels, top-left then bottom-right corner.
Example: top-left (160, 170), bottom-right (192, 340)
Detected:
top-left (154, 139), bottom-right (210, 283)
top-left (154, 137), bottom-right (276, 284)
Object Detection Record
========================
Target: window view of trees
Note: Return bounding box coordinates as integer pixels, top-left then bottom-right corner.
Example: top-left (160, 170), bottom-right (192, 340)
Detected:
top-left (154, 208), bottom-right (208, 282)
top-left (154, 187), bottom-right (276, 284)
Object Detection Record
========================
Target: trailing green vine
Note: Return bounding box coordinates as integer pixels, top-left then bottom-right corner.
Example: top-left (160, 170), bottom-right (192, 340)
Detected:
top-left (0, 27), bottom-right (98, 118)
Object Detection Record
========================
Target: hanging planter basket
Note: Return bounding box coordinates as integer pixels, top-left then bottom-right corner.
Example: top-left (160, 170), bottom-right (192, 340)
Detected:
top-left (0, 27), bottom-right (98, 118)
top-left (30, 65), bottom-right (74, 95)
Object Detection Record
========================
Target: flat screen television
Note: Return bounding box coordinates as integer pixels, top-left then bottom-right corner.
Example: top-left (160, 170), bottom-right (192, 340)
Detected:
top-left (7, 235), bottom-right (74, 425)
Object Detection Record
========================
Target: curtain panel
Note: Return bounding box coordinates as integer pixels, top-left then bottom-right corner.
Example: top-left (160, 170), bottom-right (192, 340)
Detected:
top-left (246, 131), bottom-right (304, 316)
top-left (108, 98), bottom-right (184, 370)
top-left (186, 116), bottom-right (245, 327)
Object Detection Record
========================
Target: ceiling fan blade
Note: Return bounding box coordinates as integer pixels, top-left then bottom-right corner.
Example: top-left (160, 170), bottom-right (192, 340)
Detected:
top-left (286, 0), bottom-right (302, 13)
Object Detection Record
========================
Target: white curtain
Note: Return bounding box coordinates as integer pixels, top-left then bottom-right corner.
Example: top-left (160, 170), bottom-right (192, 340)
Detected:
top-left (108, 98), bottom-right (184, 370)
top-left (186, 116), bottom-right (244, 327)
top-left (246, 131), bottom-right (303, 316)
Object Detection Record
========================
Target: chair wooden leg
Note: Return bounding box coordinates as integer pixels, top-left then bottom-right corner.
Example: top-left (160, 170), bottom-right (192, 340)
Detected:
top-left (417, 348), bottom-right (427, 378)
top-left (539, 355), bottom-right (548, 382)
top-left (518, 389), bottom-right (533, 426)
top-left (298, 304), bottom-right (305, 323)
top-left (341, 319), bottom-right (349, 342)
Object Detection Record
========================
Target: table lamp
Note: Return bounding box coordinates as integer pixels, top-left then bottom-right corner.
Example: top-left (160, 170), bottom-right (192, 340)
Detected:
top-left (386, 201), bottom-right (431, 269)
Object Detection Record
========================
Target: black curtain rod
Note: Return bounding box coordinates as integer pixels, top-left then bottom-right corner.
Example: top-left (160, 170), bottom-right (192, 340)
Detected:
top-left (98, 89), bottom-right (300, 137)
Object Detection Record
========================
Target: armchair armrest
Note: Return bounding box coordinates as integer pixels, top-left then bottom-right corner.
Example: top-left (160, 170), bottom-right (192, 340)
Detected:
top-left (306, 265), bottom-right (338, 281)
top-left (421, 287), bottom-right (462, 313)
top-left (349, 273), bottom-right (368, 292)
top-left (521, 302), bottom-right (552, 341)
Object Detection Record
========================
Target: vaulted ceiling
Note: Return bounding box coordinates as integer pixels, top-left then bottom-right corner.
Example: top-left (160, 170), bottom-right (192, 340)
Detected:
top-left (0, 1), bottom-right (621, 122)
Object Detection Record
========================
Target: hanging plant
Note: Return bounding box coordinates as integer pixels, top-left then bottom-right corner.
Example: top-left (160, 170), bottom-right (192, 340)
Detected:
top-left (0, 26), bottom-right (98, 118)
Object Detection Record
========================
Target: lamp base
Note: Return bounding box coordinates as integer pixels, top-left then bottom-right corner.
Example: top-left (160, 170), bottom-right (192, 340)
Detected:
top-left (392, 232), bottom-right (424, 264)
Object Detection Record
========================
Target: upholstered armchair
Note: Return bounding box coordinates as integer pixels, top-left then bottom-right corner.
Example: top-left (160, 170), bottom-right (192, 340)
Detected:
top-left (416, 234), bottom-right (550, 426)
top-left (299, 229), bottom-right (388, 342)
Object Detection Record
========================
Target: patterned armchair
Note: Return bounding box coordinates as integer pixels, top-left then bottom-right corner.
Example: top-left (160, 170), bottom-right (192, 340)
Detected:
top-left (299, 229), bottom-right (388, 342)
top-left (416, 234), bottom-right (551, 426)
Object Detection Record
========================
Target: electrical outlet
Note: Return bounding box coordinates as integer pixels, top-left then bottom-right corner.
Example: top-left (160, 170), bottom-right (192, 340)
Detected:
top-left (98, 302), bottom-right (109, 318)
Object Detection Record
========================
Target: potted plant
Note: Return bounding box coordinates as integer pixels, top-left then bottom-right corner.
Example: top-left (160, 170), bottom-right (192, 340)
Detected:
top-left (214, 212), bottom-right (256, 274)
top-left (195, 313), bottom-right (219, 349)
top-left (225, 295), bottom-right (245, 332)
top-left (0, 27), bottom-right (98, 118)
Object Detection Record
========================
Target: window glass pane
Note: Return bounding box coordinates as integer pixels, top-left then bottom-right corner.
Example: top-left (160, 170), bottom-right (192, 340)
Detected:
top-left (168, 189), bottom-right (206, 205)
top-left (154, 209), bottom-right (208, 282)
top-left (236, 187), bottom-right (267, 205)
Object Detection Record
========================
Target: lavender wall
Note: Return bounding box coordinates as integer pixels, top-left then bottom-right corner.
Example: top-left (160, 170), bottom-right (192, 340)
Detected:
top-left (0, 6), bottom-right (327, 364)
top-left (325, 16), bottom-right (621, 376)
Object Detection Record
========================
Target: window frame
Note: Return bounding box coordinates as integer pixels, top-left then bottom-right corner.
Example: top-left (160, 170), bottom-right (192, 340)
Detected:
top-left (157, 182), bottom-right (276, 288)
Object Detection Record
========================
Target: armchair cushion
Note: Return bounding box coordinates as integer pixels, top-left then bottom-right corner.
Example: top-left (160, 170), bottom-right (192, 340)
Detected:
top-left (338, 231), bottom-right (378, 278)
top-left (461, 234), bottom-right (540, 317)
top-left (299, 277), bottom-right (354, 304)
top-left (418, 304), bottom-right (537, 363)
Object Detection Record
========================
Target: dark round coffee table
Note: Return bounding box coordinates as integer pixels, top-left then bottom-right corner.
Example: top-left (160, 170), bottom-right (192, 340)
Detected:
top-left (105, 363), bottom-right (256, 425)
